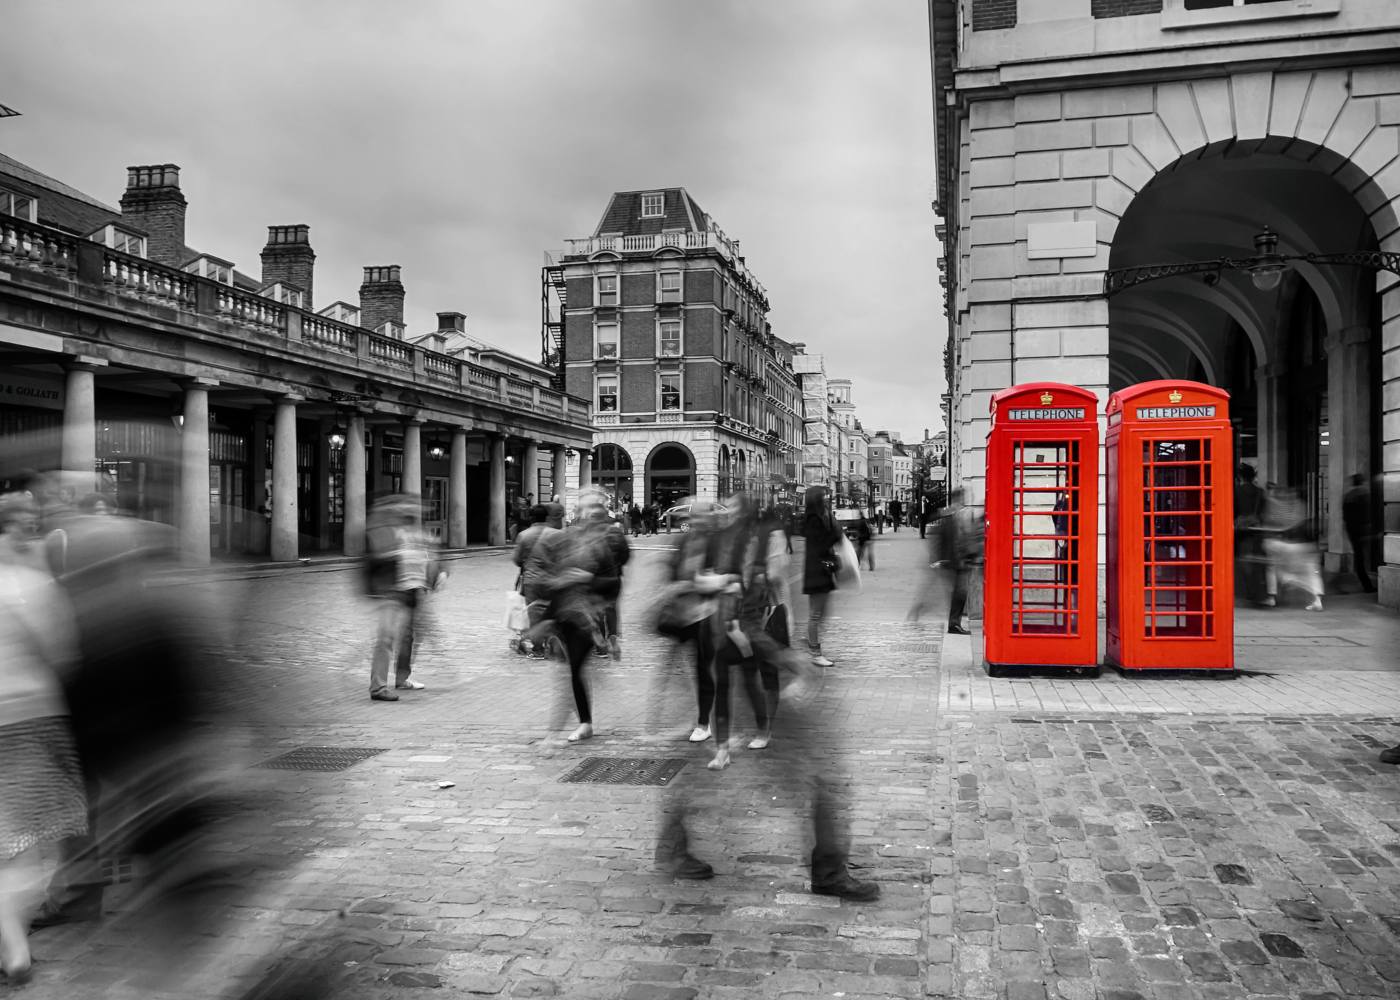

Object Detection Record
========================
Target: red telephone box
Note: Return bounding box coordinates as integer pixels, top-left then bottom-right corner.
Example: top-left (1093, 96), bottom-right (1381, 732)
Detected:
top-left (984, 383), bottom-right (1099, 675)
top-left (1105, 380), bottom-right (1233, 672)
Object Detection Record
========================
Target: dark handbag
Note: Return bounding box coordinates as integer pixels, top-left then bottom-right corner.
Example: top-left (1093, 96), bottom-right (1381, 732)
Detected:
top-left (762, 603), bottom-right (790, 647)
top-left (656, 592), bottom-right (700, 639)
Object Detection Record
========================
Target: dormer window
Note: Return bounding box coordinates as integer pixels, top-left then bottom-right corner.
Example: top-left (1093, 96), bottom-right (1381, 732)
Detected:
top-left (376, 320), bottom-right (405, 341)
top-left (86, 223), bottom-right (147, 258)
top-left (0, 188), bottom-right (37, 223)
top-left (641, 192), bottom-right (664, 218)
top-left (183, 254), bottom-right (235, 285)
top-left (317, 301), bottom-right (360, 325)
top-left (261, 282), bottom-right (304, 309)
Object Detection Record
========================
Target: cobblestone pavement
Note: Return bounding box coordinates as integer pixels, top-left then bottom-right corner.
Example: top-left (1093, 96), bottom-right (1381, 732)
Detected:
top-left (15, 533), bottom-right (1400, 999)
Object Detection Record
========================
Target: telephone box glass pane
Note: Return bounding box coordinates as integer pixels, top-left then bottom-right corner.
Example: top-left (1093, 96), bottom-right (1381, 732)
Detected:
top-left (1141, 438), bottom-right (1214, 639)
top-left (1008, 440), bottom-right (1080, 636)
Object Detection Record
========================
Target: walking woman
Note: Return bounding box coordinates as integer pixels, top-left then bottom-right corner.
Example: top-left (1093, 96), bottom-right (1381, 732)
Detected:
top-left (0, 493), bottom-right (87, 983)
top-left (800, 485), bottom-right (843, 667)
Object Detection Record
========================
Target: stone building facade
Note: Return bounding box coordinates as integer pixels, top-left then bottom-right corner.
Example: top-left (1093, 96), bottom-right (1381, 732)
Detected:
top-left (0, 154), bottom-right (592, 562)
top-left (543, 189), bottom-right (802, 510)
top-left (932, 0), bottom-right (1400, 607)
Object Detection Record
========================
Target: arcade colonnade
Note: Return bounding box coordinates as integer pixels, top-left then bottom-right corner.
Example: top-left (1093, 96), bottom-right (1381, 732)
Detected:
top-left (946, 65), bottom-right (1400, 607)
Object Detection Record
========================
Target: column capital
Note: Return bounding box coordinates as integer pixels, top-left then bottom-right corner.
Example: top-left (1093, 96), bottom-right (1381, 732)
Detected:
top-left (269, 392), bottom-right (305, 404)
top-left (179, 376), bottom-right (221, 389)
top-left (63, 355), bottom-right (108, 371)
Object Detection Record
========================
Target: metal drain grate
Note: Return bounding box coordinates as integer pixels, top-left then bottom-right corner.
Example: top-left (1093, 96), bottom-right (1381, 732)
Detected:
top-left (256, 746), bottom-right (389, 771)
top-left (559, 757), bottom-right (687, 786)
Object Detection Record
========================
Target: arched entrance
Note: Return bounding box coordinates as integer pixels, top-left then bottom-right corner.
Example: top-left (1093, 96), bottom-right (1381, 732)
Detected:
top-left (1107, 139), bottom-right (1386, 592)
top-left (592, 442), bottom-right (634, 506)
top-left (646, 442), bottom-right (695, 509)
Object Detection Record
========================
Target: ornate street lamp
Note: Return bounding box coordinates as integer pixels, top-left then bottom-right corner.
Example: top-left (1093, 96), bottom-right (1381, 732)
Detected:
top-left (426, 437), bottom-right (448, 462)
top-left (1103, 226), bottom-right (1400, 298)
top-left (327, 421), bottom-right (347, 450)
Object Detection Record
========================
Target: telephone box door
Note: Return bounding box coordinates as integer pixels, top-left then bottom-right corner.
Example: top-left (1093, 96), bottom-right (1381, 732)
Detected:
top-left (984, 383), bottom-right (1099, 672)
top-left (1105, 381), bottom-right (1233, 671)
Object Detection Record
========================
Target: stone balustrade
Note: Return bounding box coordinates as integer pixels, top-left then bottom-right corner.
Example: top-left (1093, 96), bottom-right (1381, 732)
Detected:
top-left (6, 217), bottom-right (589, 426)
top-left (560, 229), bottom-right (767, 301)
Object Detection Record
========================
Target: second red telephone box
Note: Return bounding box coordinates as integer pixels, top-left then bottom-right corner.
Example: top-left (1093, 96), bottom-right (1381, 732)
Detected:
top-left (1105, 380), bottom-right (1233, 672)
top-left (984, 383), bottom-right (1099, 675)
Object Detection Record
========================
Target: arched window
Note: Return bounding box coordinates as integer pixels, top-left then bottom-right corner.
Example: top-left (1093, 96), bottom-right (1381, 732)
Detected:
top-left (592, 443), bottom-right (634, 506)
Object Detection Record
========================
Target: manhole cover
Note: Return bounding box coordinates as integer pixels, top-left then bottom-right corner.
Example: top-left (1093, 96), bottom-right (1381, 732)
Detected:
top-left (256, 746), bottom-right (389, 771)
top-left (559, 757), bottom-right (687, 786)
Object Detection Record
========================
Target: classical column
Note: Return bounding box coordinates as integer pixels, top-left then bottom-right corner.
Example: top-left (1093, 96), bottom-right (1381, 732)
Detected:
top-left (402, 420), bottom-right (423, 515)
top-left (522, 440), bottom-right (540, 503)
top-left (1253, 362), bottom-right (1286, 490)
top-left (270, 397), bottom-right (300, 562)
top-left (1325, 326), bottom-right (1373, 571)
top-left (62, 360), bottom-right (102, 485)
top-left (578, 448), bottom-right (593, 490)
top-left (551, 446), bottom-right (569, 501)
top-left (489, 433), bottom-right (507, 545)
top-left (369, 426), bottom-right (385, 496)
top-left (448, 428), bottom-right (468, 548)
top-left (178, 380), bottom-right (213, 565)
top-left (344, 412), bottom-right (367, 557)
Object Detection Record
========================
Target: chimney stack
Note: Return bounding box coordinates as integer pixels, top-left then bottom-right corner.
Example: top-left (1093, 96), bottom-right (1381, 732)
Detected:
top-left (437, 311), bottom-right (466, 333)
top-left (119, 165), bottom-right (186, 268)
top-left (260, 225), bottom-right (316, 308)
top-left (359, 265), bottom-right (404, 331)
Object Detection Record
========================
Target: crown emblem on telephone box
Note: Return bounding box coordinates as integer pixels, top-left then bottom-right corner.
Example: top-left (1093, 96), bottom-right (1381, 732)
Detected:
top-left (1168, 390), bottom-right (1183, 404)
top-left (1040, 392), bottom-right (1054, 405)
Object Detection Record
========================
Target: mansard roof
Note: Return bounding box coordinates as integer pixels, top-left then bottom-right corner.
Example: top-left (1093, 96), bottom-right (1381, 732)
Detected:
top-left (592, 188), bottom-right (709, 237)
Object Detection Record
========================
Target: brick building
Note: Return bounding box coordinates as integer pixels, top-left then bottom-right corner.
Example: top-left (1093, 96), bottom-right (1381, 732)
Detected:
top-left (932, 0), bottom-right (1400, 607)
top-left (542, 189), bottom-right (802, 510)
top-left (0, 152), bottom-right (591, 561)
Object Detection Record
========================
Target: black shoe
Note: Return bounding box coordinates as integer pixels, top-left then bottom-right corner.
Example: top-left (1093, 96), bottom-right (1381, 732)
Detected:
top-left (1380, 746), bottom-right (1400, 765)
top-left (670, 853), bottom-right (715, 880)
top-left (947, 624), bottom-right (971, 636)
top-left (370, 689), bottom-right (399, 702)
top-left (30, 898), bottom-right (101, 930)
top-left (812, 873), bottom-right (880, 901)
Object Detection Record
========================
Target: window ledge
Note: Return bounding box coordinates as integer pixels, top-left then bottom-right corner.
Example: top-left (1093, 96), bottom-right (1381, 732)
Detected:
top-left (1162, 0), bottom-right (1339, 31)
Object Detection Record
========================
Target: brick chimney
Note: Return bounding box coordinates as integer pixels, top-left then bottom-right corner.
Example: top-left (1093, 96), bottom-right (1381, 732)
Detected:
top-left (437, 311), bottom-right (466, 333)
top-left (359, 265), bottom-right (404, 331)
top-left (260, 225), bottom-right (316, 308)
top-left (119, 164), bottom-right (186, 267)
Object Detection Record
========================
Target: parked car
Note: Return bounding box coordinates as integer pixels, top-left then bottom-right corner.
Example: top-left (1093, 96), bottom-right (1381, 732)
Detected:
top-left (661, 501), bottom-right (728, 532)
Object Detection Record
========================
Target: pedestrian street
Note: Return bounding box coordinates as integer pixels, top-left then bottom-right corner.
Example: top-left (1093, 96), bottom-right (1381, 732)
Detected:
top-left (18, 531), bottom-right (1400, 999)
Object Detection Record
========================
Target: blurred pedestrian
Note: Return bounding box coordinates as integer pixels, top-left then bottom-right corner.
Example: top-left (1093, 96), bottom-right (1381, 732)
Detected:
top-left (1260, 485), bottom-right (1323, 611)
top-left (364, 495), bottom-right (445, 702)
top-left (513, 505), bottom-right (558, 656)
top-left (1234, 464), bottom-right (1267, 603)
top-left (854, 511), bottom-right (874, 572)
top-left (524, 488), bottom-right (624, 743)
top-left (661, 498), bottom-right (725, 744)
top-left (1342, 473), bottom-right (1375, 593)
top-left (0, 503), bottom-right (86, 983)
top-left (938, 489), bottom-right (982, 635)
top-left (628, 503), bottom-right (643, 537)
top-left (801, 486), bottom-right (843, 667)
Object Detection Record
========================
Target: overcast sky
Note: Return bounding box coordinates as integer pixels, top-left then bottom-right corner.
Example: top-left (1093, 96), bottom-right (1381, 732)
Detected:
top-left (4, 0), bottom-right (945, 442)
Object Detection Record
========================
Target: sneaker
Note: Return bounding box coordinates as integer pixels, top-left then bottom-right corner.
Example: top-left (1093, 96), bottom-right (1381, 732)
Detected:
top-left (1380, 745), bottom-right (1400, 765)
top-left (811, 654), bottom-right (834, 668)
top-left (370, 689), bottom-right (399, 702)
top-left (688, 725), bottom-right (712, 743)
top-left (747, 732), bottom-right (771, 750)
top-left (395, 679), bottom-right (426, 690)
top-left (812, 873), bottom-right (881, 902)
top-left (567, 723), bottom-right (594, 743)
top-left (1304, 598), bottom-right (1323, 612)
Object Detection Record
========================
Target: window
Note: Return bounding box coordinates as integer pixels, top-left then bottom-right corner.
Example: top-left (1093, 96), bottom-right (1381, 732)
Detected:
top-left (595, 321), bottom-right (619, 360)
top-left (1185, 0), bottom-right (1285, 7)
top-left (0, 189), bottom-right (37, 222)
top-left (87, 223), bottom-right (147, 258)
top-left (658, 270), bottom-right (682, 303)
top-left (659, 373), bottom-right (681, 412)
top-left (659, 319), bottom-right (682, 358)
top-left (641, 192), bottom-right (664, 218)
top-left (1164, 0), bottom-right (1337, 26)
top-left (597, 376), bottom-right (618, 412)
top-left (596, 273), bottom-right (618, 308)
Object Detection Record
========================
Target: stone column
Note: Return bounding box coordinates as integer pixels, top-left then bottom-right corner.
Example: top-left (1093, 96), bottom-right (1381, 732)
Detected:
top-left (402, 420), bottom-right (422, 517)
top-left (370, 426), bottom-right (385, 496)
top-left (448, 428), bottom-right (468, 548)
top-left (578, 448), bottom-right (593, 490)
top-left (62, 361), bottom-right (102, 485)
top-left (178, 381), bottom-right (213, 565)
top-left (344, 412), bottom-right (367, 557)
top-left (489, 434), bottom-right (507, 545)
top-left (270, 397), bottom-right (300, 562)
top-left (522, 440), bottom-right (540, 503)
top-left (1324, 327), bottom-right (1372, 571)
top-left (1253, 362), bottom-right (1286, 490)
top-left (552, 447), bottom-right (569, 501)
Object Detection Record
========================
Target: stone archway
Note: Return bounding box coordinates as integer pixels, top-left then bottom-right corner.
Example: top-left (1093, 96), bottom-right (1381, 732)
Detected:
top-left (591, 442), bottom-right (634, 506)
top-left (645, 442), bottom-right (695, 510)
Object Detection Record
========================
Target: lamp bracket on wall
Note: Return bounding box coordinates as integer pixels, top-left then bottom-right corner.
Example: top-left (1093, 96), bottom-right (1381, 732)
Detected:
top-left (1103, 227), bottom-right (1400, 298)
